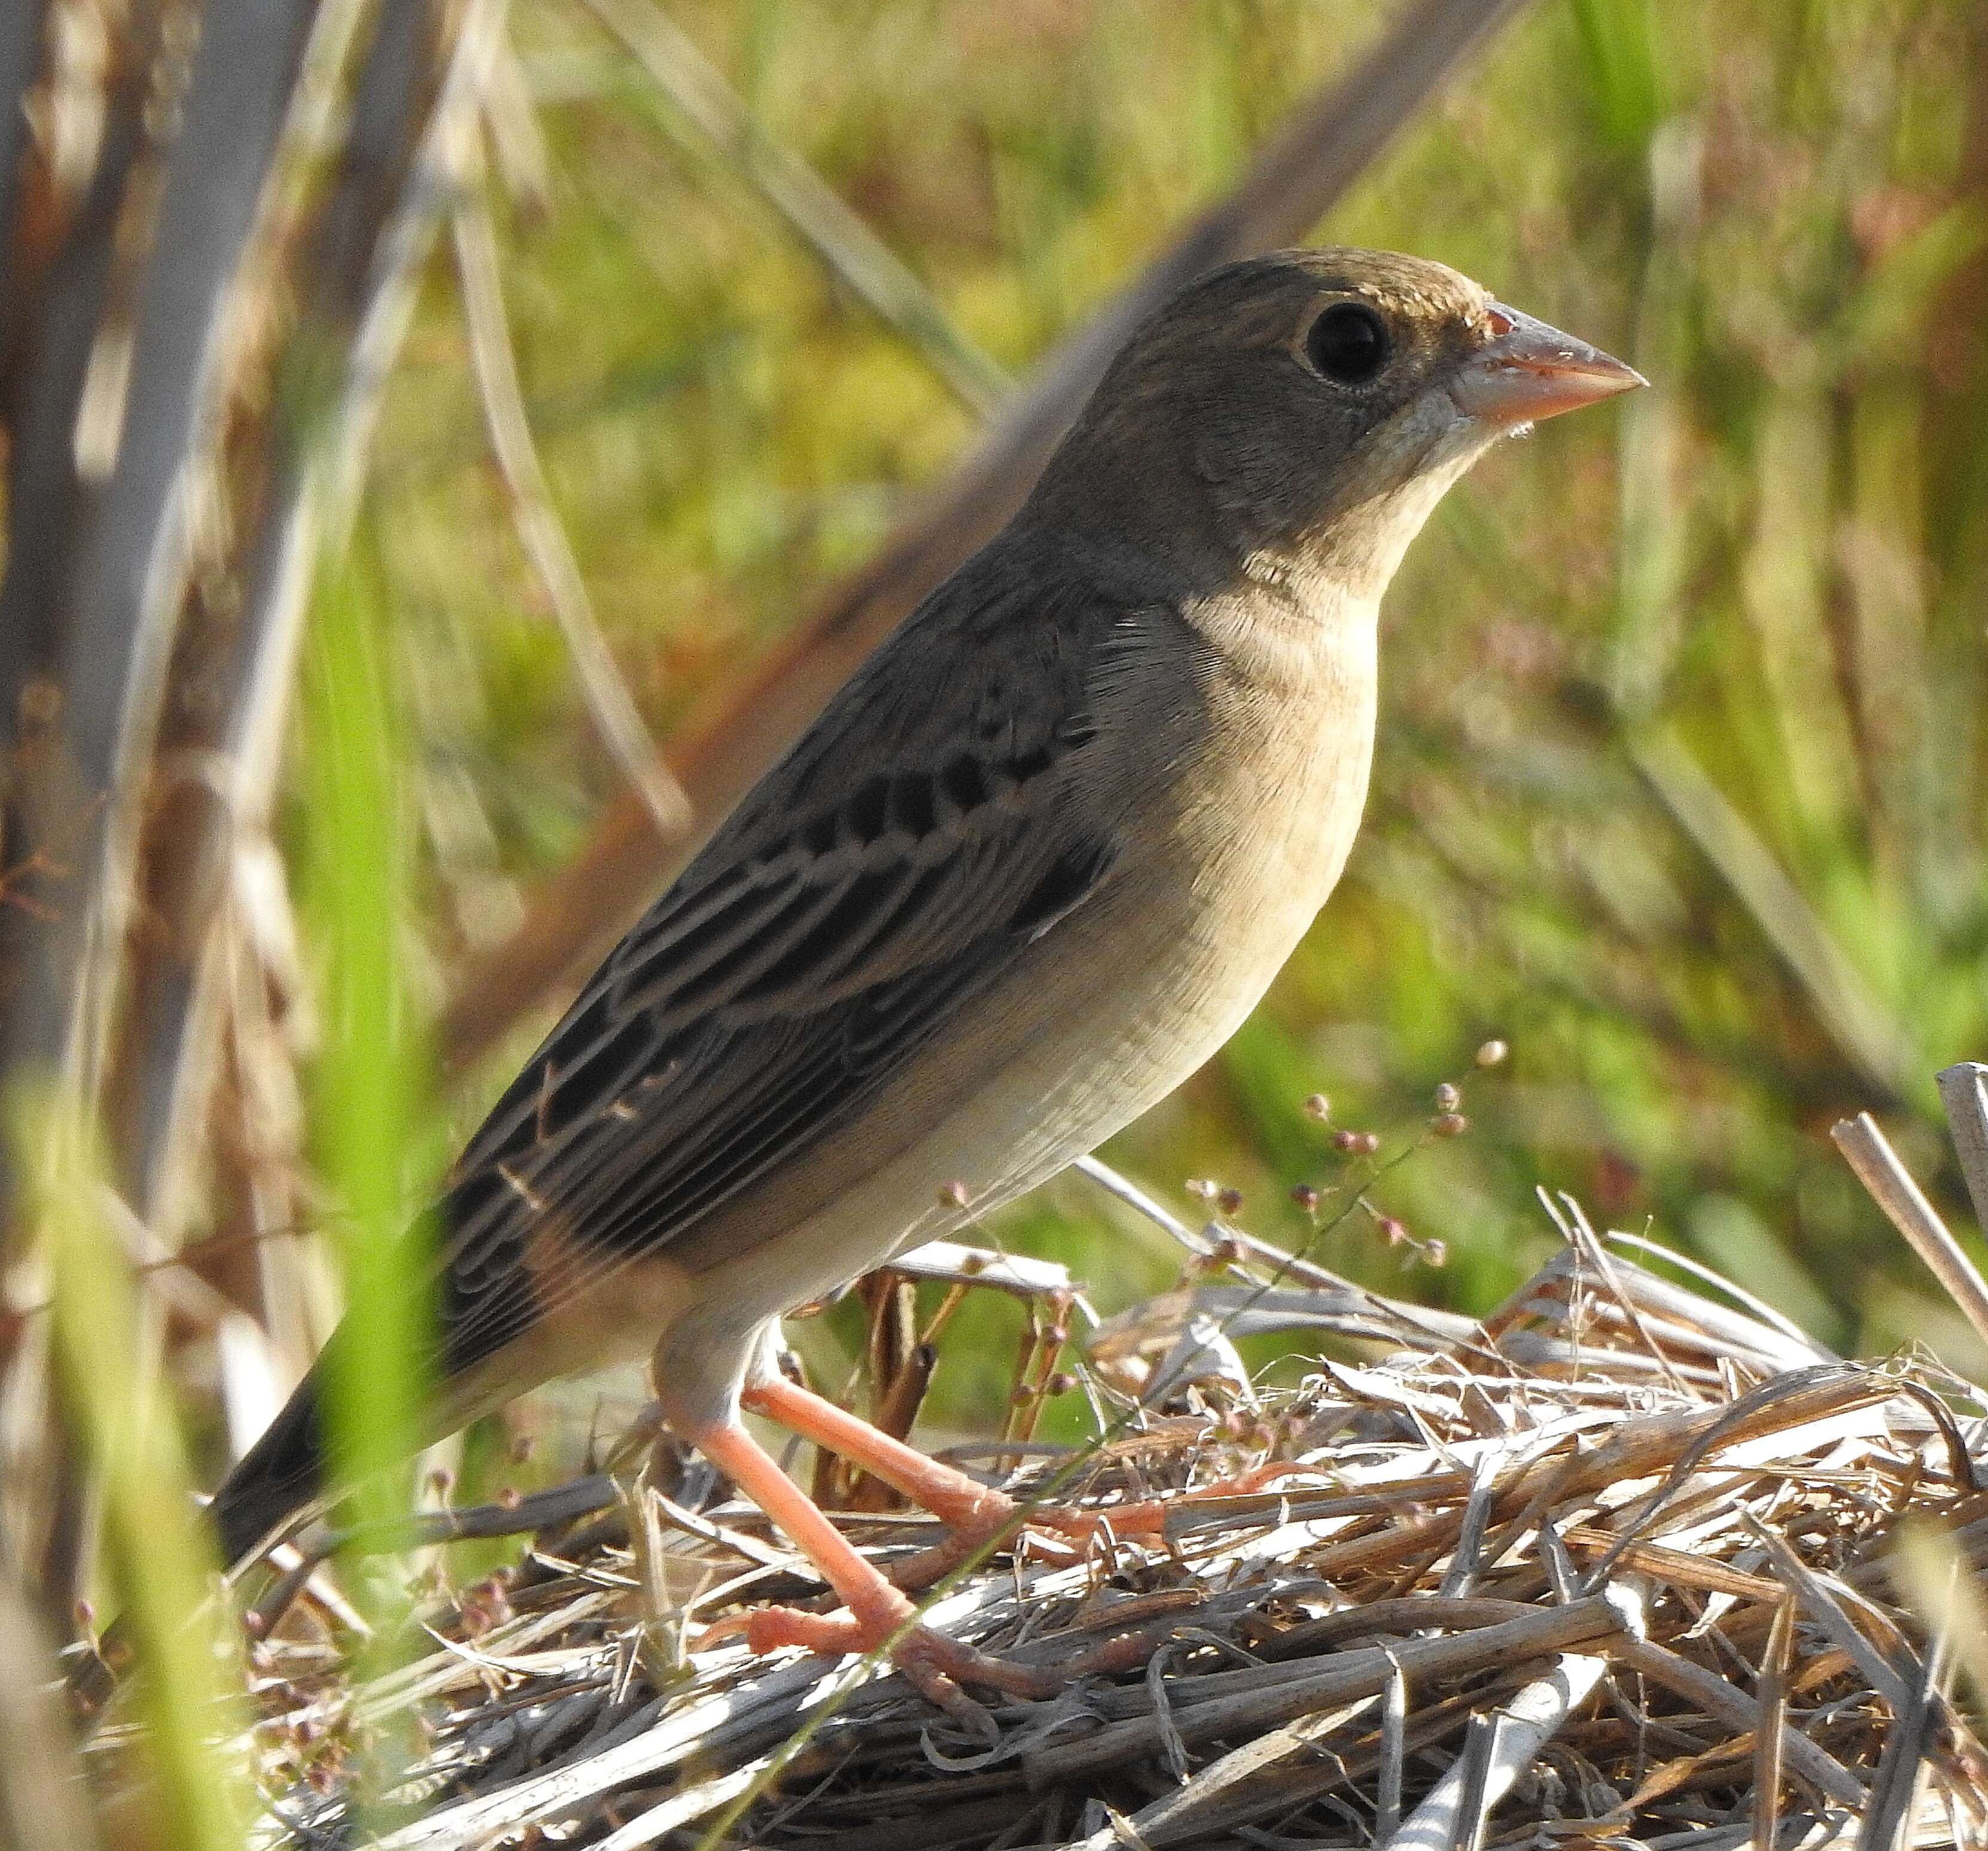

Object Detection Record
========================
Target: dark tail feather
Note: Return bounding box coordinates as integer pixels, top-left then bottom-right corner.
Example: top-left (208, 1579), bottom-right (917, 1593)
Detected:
top-left (209, 1372), bottom-right (324, 1570)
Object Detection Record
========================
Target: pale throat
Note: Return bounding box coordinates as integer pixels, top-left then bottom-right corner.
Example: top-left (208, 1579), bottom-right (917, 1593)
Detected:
top-left (1274, 413), bottom-right (1498, 609)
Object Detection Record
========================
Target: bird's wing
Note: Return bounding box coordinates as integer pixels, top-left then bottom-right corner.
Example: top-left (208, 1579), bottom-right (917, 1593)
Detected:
top-left (431, 566), bottom-right (1130, 1378)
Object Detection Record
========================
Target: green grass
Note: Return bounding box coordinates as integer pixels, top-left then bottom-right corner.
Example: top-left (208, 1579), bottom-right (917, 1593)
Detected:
top-left (294, 546), bottom-right (438, 1803)
top-left (14, 1095), bottom-right (249, 1850)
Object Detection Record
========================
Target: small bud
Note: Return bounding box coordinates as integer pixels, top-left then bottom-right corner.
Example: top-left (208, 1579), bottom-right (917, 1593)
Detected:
top-left (1356, 1131), bottom-right (1382, 1156)
top-left (1211, 1234), bottom-right (1244, 1265)
top-left (242, 1609), bottom-right (269, 1640)
top-left (1476, 1038), bottom-right (1509, 1067)
top-left (1378, 1216), bottom-right (1409, 1246)
top-left (498, 1485), bottom-right (521, 1510)
top-left (1331, 1129), bottom-right (1359, 1152)
top-left (74, 1598), bottom-right (95, 1633)
top-left (1216, 1186), bottom-right (1244, 1216)
top-left (960, 1250), bottom-right (986, 1275)
top-left (1303, 1092), bottom-right (1332, 1121)
top-left (938, 1179), bottom-right (970, 1210)
top-left (1423, 1239), bottom-right (1448, 1267)
top-left (1434, 1082), bottom-right (1461, 1112)
top-left (1432, 1112), bottom-right (1469, 1138)
top-left (1290, 1183), bottom-right (1319, 1213)
top-left (1045, 1323), bottom-right (1069, 1347)
top-left (1047, 1372), bottom-right (1077, 1396)
top-left (1185, 1177), bottom-right (1218, 1201)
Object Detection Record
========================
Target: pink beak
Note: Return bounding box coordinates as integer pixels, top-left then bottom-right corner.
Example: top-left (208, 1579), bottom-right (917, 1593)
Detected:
top-left (1448, 303), bottom-right (1646, 428)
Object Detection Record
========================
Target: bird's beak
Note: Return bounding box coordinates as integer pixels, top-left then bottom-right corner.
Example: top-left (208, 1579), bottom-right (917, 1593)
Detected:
top-left (1448, 304), bottom-right (1646, 428)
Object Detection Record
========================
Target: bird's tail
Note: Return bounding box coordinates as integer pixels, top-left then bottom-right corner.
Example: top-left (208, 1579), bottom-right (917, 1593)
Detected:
top-left (208, 1371), bottom-right (324, 1570)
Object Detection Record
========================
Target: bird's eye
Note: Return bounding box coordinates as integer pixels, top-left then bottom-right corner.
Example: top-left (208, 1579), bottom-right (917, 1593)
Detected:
top-left (1304, 302), bottom-right (1390, 386)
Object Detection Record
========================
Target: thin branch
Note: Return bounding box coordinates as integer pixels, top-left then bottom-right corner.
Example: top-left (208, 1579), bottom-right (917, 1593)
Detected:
top-left (452, 183), bottom-right (690, 834)
top-left (1935, 1061), bottom-right (1988, 1241)
top-left (582, 0), bottom-right (1009, 419)
top-left (438, 0), bottom-right (1534, 1073)
top-left (1629, 725), bottom-right (1923, 1104)
top-left (1831, 1110), bottom-right (1988, 1356)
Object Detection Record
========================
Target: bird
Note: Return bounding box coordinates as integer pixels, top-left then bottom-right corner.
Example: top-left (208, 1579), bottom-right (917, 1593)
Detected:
top-left (203, 247), bottom-right (1640, 1706)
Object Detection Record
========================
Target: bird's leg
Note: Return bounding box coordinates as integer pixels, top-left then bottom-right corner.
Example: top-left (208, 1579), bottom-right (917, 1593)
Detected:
top-left (742, 1375), bottom-right (1313, 1576)
top-left (686, 1412), bottom-right (1057, 1706)
top-left (740, 1375), bottom-right (1019, 1535)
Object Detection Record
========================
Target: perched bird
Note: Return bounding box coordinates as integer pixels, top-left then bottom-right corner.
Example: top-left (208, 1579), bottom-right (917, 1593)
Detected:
top-left (209, 248), bottom-right (1639, 1704)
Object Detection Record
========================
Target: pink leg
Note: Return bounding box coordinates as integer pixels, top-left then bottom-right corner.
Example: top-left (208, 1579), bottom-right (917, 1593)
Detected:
top-left (687, 1414), bottom-right (1057, 1704)
top-left (741, 1374), bottom-right (1309, 1555)
top-left (740, 1376), bottom-right (1016, 1533)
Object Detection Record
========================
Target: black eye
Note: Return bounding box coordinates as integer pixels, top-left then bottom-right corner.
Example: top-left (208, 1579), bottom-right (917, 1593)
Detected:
top-left (1304, 302), bottom-right (1390, 386)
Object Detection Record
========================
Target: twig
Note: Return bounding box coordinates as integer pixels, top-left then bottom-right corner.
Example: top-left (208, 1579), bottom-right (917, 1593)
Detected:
top-left (1832, 1111), bottom-right (1988, 1355)
top-left (452, 182), bottom-right (690, 834)
top-left (582, 0), bottom-right (1008, 419)
top-left (1753, 1597), bottom-right (1794, 1851)
top-left (1740, 1513), bottom-right (1911, 1713)
top-left (1074, 1155), bottom-right (1216, 1257)
top-left (1852, 1629), bottom-right (1946, 1851)
top-left (1381, 1634), bottom-right (1626, 1851)
top-left (1629, 727), bottom-right (1922, 1104)
top-left (1935, 1063), bottom-right (1988, 1241)
top-left (1553, 1192), bottom-right (1697, 1398)
top-left (1612, 1634), bottom-right (1865, 1808)
top-left (1021, 1599), bottom-right (1624, 1786)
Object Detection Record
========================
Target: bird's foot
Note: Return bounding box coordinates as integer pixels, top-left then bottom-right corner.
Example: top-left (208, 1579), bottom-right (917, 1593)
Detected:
top-left (701, 1585), bottom-right (1058, 1706)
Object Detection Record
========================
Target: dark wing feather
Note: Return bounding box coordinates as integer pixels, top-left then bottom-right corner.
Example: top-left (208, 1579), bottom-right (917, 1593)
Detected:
top-left (432, 563), bottom-right (1127, 1378)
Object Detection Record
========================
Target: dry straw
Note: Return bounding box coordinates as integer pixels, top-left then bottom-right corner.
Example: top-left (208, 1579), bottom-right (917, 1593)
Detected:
top-left (84, 1156), bottom-right (1988, 1851)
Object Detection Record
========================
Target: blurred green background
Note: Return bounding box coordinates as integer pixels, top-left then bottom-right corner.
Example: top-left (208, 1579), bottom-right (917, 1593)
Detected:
top-left (327, 0), bottom-right (1988, 1452)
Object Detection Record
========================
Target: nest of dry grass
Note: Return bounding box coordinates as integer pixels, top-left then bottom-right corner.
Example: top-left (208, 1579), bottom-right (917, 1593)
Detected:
top-left (172, 1184), bottom-right (1988, 1851)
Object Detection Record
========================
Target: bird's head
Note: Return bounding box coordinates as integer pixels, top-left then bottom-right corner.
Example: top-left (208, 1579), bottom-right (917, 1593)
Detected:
top-left (1034, 248), bottom-right (1643, 606)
